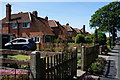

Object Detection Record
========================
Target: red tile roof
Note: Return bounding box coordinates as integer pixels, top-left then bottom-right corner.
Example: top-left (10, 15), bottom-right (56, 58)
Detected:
top-left (73, 28), bottom-right (82, 34)
top-left (48, 20), bottom-right (58, 27)
top-left (1, 12), bottom-right (55, 36)
top-left (29, 14), bottom-right (55, 36)
top-left (2, 12), bottom-right (31, 23)
top-left (63, 24), bottom-right (73, 32)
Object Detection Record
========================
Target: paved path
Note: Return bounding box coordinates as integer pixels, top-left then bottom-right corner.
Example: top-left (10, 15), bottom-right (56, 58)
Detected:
top-left (100, 42), bottom-right (120, 80)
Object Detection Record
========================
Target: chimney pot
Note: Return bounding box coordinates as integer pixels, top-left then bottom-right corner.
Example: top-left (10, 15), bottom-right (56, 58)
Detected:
top-left (66, 23), bottom-right (69, 26)
top-left (45, 16), bottom-right (48, 21)
top-left (32, 11), bottom-right (38, 17)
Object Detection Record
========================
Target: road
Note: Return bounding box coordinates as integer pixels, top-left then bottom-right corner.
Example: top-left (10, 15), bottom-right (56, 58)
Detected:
top-left (101, 42), bottom-right (120, 80)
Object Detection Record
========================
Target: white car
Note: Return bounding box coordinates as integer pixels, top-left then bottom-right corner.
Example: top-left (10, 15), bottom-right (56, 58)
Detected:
top-left (5, 38), bottom-right (36, 51)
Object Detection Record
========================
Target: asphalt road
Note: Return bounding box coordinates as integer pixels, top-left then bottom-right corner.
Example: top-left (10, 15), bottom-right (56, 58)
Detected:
top-left (101, 42), bottom-right (120, 80)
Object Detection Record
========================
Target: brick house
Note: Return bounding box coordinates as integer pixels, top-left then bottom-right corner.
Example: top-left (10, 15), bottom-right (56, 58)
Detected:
top-left (48, 20), bottom-right (68, 40)
top-left (73, 25), bottom-right (90, 36)
top-left (63, 23), bottom-right (76, 40)
top-left (80, 25), bottom-right (90, 36)
top-left (0, 4), bottom-right (55, 43)
top-left (73, 28), bottom-right (82, 34)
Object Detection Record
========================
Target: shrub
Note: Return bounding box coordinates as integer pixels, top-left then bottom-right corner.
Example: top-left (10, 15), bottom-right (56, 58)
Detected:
top-left (85, 36), bottom-right (93, 43)
top-left (54, 39), bottom-right (60, 43)
top-left (106, 37), bottom-right (111, 45)
top-left (88, 57), bottom-right (106, 75)
top-left (98, 32), bottom-right (107, 45)
top-left (77, 54), bottom-right (81, 68)
top-left (75, 34), bottom-right (85, 43)
top-left (93, 29), bottom-right (98, 43)
top-left (88, 62), bottom-right (102, 74)
top-left (67, 39), bottom-right (75, 43)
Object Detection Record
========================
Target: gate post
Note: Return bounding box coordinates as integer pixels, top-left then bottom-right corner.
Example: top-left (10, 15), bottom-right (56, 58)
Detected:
top-left (30, 51), bottom-right (41, 80)
top-left (81, 46), bottom-right (86, 71)
top-left (74, 47), bottom-right (78, 77)
top-left (99, 45), bottom-right (102, 55)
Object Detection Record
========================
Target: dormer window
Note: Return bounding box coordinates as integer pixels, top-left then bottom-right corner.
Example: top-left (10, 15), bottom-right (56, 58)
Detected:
top-left (12, 23), bottom-right (18, 29)
top-left (22, 22), bottom-right (30, 28)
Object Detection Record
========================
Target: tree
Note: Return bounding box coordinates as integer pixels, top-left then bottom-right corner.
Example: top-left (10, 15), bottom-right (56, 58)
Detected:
top-left (94, 29), bottom-right (98, 43)
top-left (90, 1), bottom-right (120, 45)
top-left (98, 32), bottom-right (107, 45)
top-left (75, 34), bottom-right (85, 43)
top-left (85, 36), bottom-right (93, 43)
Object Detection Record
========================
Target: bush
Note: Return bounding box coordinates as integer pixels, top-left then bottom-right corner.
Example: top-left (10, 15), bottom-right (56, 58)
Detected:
top-left (54, 39), bottom-right (60, 43)
top-left (67, 39), bottom-right (75, 43)
top-left (77, 54), bottom-right (81, 68)
top-left (75, 34), bottom-right (85, 43)
top-left (85, 36), bottom-right (93, 43)
top-left (98, 32), bottom-right (107, 45)
top-left (106, 37), bottom-right (111, 45)
top-left (88, 57), bottom-right (106, 75)
top-left (88, 62), bottom-right (102, 74)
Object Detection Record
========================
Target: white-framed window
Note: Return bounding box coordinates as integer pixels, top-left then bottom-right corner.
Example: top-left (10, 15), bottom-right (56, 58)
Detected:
top-left (22, 22), bottom-right (30, 28)
top-left (31, 37), bottom-right (40, 43)
top-left (12, 23), bottom-right (18, 29)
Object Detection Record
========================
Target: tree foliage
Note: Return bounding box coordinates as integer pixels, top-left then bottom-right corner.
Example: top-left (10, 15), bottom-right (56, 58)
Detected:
top-left (90, 2), bottom-right (120, 32)
top-left (98, 32), bottom-right (107, 45)
top-left (75, 34), bottom-right (85, 43)
top-left (85, 36), bottom-right (93, 43)
top-left (93, 29), bottom-right (98, 43)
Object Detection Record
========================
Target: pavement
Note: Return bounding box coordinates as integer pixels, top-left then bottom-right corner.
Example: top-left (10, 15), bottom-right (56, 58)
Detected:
top-left (74, 42), bottom-right (120, 80)
top-left (99, 42), bottom-right (120, 80)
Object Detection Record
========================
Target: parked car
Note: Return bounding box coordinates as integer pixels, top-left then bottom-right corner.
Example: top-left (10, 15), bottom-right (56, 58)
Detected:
top-left (5, 38), bottom-right (36, 50)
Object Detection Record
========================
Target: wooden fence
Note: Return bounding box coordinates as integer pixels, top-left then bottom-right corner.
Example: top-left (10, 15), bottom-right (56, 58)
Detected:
top-left (1, 44), bottom-right (101, 80)
top-left (1, 48), bottom-right (78, 80)
top-left (81, 45), bottom-right (99, 71)
top-left (0, 49), bottom-right (30, 80)
top-left (36, 43), bottom-right (96, 51)
top-left (30, 47), bottom-right (78, 80)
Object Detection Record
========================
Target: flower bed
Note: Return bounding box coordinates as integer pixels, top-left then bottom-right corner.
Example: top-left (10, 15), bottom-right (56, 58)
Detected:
top-left (0, 68), bottom-right (28, 74)
top-left (0, 68), bottom-right (28, 80)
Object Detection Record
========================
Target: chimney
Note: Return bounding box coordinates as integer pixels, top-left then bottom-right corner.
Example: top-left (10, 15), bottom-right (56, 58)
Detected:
top-left (32, 11), bottom-right (38, 17)
top-left (6, 3), bottom-right (11, 21)
top-left (66, 23), bottom-right (69, 26)
top-left (83, 25), bottom-right (85, 33)
top-left (45, 16), bottom-right (48, 21)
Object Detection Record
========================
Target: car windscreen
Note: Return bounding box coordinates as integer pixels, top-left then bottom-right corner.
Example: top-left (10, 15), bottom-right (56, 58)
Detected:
top-left (28, 39), bottom-right (35, 43)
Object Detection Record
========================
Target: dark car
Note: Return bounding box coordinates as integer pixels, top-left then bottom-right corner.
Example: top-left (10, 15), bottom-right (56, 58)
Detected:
top-left (5, 38), bottom-right (36, 50)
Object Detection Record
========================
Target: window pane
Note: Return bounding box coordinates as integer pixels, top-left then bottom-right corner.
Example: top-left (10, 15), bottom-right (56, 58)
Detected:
top-left (22, 23), bottom-right (30, 28)
top-left (18, 39), bottom-right (26, 42)
top-left (12, 23), bottom-right (17, 29)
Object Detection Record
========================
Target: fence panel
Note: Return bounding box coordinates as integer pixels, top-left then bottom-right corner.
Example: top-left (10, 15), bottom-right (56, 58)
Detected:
top-left (81, 45), bottom-right (99, 71)
top-left (1, 49), bottom-right (30, 80)
top-left (30, 47), bottom-right (77, 80)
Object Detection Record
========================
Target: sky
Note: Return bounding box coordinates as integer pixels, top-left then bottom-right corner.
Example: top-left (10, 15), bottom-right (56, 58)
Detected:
top-left (0, 0), bottom-right (120, 36)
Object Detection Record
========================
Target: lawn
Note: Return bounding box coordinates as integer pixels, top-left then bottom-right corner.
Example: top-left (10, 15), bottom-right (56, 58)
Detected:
top-left (9, 55), bottom-right (30, 60)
